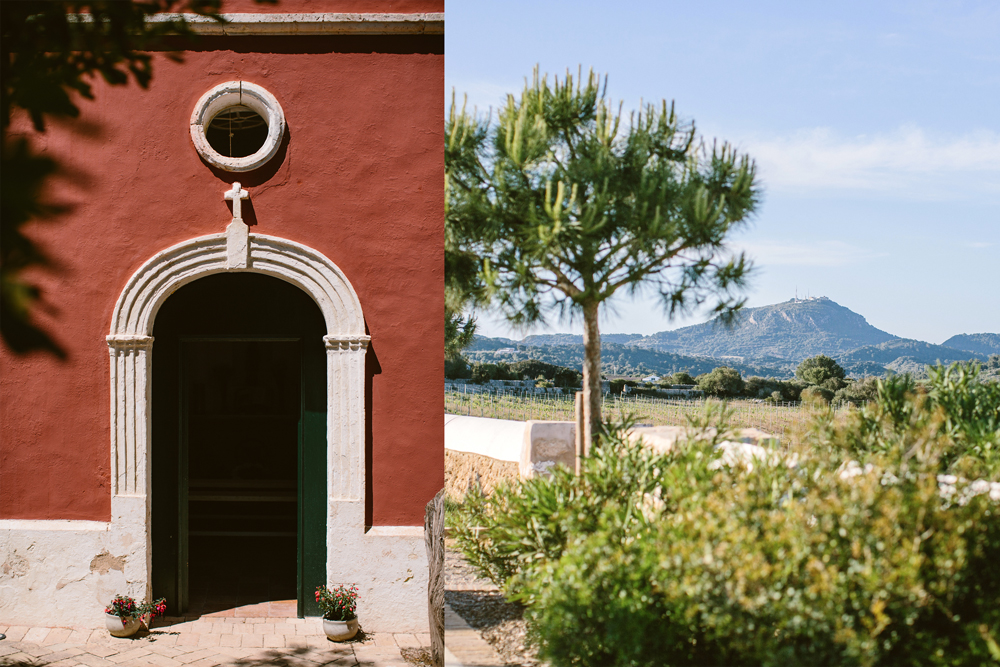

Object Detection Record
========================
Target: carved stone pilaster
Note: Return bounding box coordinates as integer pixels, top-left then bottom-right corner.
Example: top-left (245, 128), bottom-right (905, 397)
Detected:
top-left (106, 335), bottom-right (154, 497)
top-left (324, 335), bottom-right (370, 500)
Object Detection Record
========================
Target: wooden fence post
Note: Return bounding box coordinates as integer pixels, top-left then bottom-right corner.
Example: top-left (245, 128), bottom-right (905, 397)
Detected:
top-left (575, 390), bottom-right (584, 475)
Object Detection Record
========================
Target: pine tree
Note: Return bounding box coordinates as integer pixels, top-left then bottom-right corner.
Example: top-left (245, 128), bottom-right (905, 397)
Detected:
top-left (446, 68), bottom-right (760, 447)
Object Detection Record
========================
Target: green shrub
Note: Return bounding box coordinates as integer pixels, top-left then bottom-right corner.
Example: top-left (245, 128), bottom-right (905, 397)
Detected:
top-left (670, 371), bottom-right (696, 386)
top-left (697, 366), bottom-right (745, 397)
top-left (746, 376), bottom-right (805, 401)
top-left (800, 384), bottom-right (833, 405)
top-left (509, 359), bottom-right (582, 387)
top-left (451, 416), bottom-right (699, 589)
top-left (797, 354), bottom-right (846, 385)
top-left (534, 375), bottom-right (554, 388)
top-left (844, 363), bottom-right (1000, 479)
top-left (833, 376), bottom-right (879, 406)
top-left (445, 355), bottom-right (472, 379)
top-left (452, 367), bottom-right (1000, 666)
top-left (821, 376), bottom-right (847, 392)
top-left (470, 362), bottom-right (511, 383)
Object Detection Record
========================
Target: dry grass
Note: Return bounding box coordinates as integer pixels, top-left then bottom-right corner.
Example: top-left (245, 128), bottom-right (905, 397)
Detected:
top-left (445, 388), bottom-right (839, 436)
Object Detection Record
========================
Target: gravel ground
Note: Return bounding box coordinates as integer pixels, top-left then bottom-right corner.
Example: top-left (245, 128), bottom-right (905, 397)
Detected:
top-left (401, 647), bottom-right (435, 666)
top-left (445, 539), bottom-right (540, 666)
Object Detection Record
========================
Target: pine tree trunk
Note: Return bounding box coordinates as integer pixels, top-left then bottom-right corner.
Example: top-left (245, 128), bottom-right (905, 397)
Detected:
top-left (581, 300), bottom-right (602, 454)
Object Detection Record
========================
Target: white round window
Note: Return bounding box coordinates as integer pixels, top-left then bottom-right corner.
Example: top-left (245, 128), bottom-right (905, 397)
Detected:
top-left (190, 81), bottom-right (285, 172)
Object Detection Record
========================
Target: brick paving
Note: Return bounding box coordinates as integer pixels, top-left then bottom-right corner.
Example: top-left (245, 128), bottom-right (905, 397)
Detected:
top-left (442, 604), bottom-right (504, 667)
top-left (442, 543), bottom-right (509, 667)
top-left (0, 602), bottom-right (430, 667)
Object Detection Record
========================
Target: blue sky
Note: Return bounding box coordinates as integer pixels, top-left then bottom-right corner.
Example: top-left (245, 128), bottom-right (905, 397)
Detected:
top-left (445, 0), bottom-right (1000, 345)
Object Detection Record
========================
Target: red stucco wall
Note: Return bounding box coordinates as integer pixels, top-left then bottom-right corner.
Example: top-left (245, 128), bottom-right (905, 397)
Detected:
top-left (0, 12), bottom-right (443, 526)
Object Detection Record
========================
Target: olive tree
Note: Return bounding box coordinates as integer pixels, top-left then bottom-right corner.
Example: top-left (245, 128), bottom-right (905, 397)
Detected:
top-left (446, 68), bottom-right (760, 446)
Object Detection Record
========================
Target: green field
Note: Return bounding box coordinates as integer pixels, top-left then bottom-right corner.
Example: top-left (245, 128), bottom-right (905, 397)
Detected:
top-left (444, 387), bottom-right (844, 435)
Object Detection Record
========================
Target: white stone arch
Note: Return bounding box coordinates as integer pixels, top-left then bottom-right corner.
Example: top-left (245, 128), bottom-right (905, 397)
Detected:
top-left (109, 233), bottom-right (364, 338)
top-left (106, 232), bottom-right (370, 600)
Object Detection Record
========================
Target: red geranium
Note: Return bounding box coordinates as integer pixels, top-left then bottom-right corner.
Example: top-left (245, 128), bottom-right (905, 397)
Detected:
top-left (314, 584), bottom-right (358, 621)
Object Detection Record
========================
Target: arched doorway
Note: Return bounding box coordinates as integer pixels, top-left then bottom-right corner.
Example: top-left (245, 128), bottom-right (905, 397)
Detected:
top-left (106, 232), bottom-right (391, 626)
top-left (151, 273), bottom-right (327, 616)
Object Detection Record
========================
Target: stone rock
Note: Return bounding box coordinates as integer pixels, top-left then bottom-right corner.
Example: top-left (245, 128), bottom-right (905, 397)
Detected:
top-left (445, 450), bottom-right (519, 500)
top-left (519, 420), bottom-right (576, 479)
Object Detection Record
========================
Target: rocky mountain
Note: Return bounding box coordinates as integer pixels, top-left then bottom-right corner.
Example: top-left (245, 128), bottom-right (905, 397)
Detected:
top-left (464, 297), bottom-right (997, 380)
top-left (942, 333), bottom-right (1000, 356)
top-left (635, 297), bottom-right (897, 361)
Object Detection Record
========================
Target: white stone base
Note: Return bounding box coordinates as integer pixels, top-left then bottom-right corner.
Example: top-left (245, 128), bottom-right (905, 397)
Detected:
top-left (348, 526), bottom-right (429, 633)
top-left (0, 518), bottom-right (428, 633)
top-left (0, 520), bottom-right (122, 628)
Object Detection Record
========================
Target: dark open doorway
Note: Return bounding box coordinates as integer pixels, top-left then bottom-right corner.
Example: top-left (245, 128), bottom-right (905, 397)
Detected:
top-left (182, 339), bottom-right (299, 611)
top-left (153, 273), bottom-right (327, 618)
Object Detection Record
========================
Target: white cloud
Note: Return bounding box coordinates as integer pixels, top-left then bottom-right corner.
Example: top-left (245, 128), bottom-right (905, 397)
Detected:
top-left (741, 126), bottom-right (1000, 200)
top-left (737, 240), bottom-right (886, 267)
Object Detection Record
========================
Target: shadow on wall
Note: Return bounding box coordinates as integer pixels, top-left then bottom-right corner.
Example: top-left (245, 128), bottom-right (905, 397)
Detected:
top-left (365, 336), bottom-right (381, 528)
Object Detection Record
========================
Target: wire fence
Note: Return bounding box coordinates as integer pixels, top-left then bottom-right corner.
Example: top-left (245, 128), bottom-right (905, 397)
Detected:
top-left (445, 385), bottom-right (856, 436)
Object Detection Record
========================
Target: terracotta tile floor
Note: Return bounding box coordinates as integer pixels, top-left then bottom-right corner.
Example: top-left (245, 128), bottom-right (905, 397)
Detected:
top-left (0, 602), bottom-right (430, 667)
top-left (182, 599), bottom-right (299, 620)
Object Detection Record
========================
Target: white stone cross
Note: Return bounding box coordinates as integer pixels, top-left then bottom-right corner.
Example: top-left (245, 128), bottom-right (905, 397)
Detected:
top-left (224, 182), bottom-right (250, 269)
top-left (224, 182), bottom-right (249, 221)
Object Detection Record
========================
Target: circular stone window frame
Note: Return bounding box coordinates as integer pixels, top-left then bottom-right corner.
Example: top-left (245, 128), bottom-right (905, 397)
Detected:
top-left (190, 81), bottom-right (285, 172)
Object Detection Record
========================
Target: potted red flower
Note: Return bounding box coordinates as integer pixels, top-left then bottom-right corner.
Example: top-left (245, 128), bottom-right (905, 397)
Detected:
top-left (104, 594), bottom-right (166, 637)
top-left (315, 584), bottom-right (359, 641)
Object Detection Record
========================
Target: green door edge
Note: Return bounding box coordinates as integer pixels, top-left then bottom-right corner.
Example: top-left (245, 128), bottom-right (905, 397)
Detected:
top-left (299, 335), bottom-right (327, 618)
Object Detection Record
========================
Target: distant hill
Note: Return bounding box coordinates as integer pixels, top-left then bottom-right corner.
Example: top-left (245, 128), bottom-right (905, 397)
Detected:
top-left (467, 336), bottom-right (519, 351)
top-left (466, 339), bottom-right (795, 379)
top-left (520, 333), bottom-right (581, 347)
top-left (635, 297), bottom-right (897, 361)
top-left (520, 333), bottom-right (645, 347)
top-left (838, 339), bottom-right (987, 377)
top-left (942, 333), bottom-right (1000, 356)
top-left (839, 339), bottom-right (987, 365)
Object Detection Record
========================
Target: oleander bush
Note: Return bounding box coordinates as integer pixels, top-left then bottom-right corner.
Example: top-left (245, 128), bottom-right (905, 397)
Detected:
top-left (452, 364), bottom-right (1000, 666)
top-left (842, 364), bottom-right (1000, 479)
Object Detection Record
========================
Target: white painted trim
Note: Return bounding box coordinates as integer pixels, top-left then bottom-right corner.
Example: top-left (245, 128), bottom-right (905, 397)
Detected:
top-left (0, 520), bottom-right (110, 532)
top-left (149, 12), bottom-right (444, 35)
top-left (365, 526), bottom-right (425, 537)
top-left (190, 81), bottom-right (286, 172)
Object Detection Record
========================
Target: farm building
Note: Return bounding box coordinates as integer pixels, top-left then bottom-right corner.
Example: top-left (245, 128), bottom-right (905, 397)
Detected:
top-left (0, 1), bottom-right (444, 632)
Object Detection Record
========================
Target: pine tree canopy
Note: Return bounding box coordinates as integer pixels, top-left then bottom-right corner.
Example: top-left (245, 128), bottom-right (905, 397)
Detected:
top-left (446, 67), bottom-right (762, 444)
top-left (446, 67), bottom-right (760, 328)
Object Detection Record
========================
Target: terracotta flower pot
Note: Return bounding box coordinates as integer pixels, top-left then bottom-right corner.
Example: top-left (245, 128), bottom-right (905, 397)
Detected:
top-left (105, 613), bottom-right (141, 638)
top-left (322, 617), bottom-right (359, 641)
